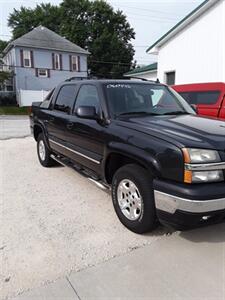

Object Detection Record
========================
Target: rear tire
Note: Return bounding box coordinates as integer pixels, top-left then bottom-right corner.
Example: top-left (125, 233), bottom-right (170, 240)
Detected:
top-left (37, 133), bottom-right (56, 167)
top-left (112, 164), bottom-right (157, 234)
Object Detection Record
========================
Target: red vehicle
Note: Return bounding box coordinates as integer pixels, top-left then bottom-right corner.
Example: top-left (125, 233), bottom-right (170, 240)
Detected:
top-left (172, 82), bottom-right (225, 119)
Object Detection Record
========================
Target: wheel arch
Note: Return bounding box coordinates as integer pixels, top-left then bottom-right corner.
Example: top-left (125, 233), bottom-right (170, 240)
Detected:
top-left (104, 143), bottom-right (161, 184)
top-left (33, 123), bottom-right (44, 141)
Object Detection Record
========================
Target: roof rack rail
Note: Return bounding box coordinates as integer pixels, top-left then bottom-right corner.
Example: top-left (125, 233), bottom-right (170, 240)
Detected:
top-left (125, 76), bottom-right (160, 83)
top-left (65, 77), bottom-right (88, 82)
top-left (65, 75), bottom-right (103, 82)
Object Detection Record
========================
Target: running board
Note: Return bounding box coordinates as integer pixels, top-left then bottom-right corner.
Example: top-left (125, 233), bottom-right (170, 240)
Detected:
top-left (50, 154), bottom-right (110, 191)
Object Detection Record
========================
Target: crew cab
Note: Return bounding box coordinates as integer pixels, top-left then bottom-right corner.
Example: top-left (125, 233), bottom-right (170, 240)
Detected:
top-left (30, 79), bottom-right (225, 233)
top-left (173, 82), bottom-right (225, 119)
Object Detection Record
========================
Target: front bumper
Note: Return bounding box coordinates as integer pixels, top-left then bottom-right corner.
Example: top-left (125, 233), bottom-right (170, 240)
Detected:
top-left (153, 179), bottom-right (225, 230)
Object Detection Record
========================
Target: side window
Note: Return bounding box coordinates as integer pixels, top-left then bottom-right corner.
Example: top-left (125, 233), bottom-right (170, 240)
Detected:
top-left (74, 85), bottom-right (100, 111)
top-left (54, 85), bottom-right (76, 113)
top-left (40, 89), bottom-right (55, 108)
top-left (180, 91), bottom-right (220, 105)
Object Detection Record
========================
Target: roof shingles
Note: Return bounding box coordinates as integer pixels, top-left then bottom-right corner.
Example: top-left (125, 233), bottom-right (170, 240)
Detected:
top-left (4, 26), bottom-right (89, 55)
top-left (124, 62), bottom-right (158, 76)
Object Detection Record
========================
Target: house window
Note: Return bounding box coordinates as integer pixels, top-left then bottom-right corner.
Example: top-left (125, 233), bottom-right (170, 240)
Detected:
top-left (23, 50), bottom-right (31, 67)
top-left (71, 55), bottom-right (78, 71)
top-left (55, 54), bottom-right (60, 70)
top-left (38, 69), bottom-right (48, 77)
top-left (165, 71), bottom-right (175, 85)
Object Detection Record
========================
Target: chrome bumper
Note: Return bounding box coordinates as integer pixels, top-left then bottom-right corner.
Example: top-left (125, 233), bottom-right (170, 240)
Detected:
top-left (154, 191), bottom-right (225, 214)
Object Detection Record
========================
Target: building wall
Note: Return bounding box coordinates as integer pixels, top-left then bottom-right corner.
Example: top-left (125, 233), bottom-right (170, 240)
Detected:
top-left (157, 0), bottom-right (224, 85)
top-left (13, 47), bottom-right (88, 91)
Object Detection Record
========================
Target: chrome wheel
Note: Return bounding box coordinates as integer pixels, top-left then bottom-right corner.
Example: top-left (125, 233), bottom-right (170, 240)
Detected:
top-left (117, 179), bottom-right (143, 221)
top-left (38, 140), bottom-right (46, 161)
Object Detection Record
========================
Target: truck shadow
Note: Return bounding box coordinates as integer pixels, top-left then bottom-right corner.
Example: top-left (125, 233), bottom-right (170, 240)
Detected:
top-left (179, 222), bottom-right (225, 243)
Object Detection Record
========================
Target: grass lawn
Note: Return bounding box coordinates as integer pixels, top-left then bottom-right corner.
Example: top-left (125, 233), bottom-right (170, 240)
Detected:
top-left (0, 106), bottom-right (29, 115)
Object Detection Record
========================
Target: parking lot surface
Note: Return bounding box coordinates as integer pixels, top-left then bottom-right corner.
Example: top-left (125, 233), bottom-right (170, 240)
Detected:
top-left (1, 137), bottom-right (167, 299)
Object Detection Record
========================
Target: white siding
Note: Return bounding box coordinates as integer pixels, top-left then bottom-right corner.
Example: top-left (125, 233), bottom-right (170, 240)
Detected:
top-left (157, 0), bottom-right (224, 84)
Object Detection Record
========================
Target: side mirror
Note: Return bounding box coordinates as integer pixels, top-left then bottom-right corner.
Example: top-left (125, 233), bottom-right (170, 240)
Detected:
top-left (75, 106), bottom-right (99, 120)
top-left (190, 104), bottom-right (198, 114)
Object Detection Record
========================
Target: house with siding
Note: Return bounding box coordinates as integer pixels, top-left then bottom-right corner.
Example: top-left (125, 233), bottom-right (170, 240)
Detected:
top-left (3, 25), bottom-right (89, 105)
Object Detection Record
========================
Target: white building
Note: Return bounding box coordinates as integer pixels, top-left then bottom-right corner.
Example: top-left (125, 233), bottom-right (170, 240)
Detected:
top-left (125, 0), bottom-right (224, 85)
top-left (147, 0), bottom-right (224, 85)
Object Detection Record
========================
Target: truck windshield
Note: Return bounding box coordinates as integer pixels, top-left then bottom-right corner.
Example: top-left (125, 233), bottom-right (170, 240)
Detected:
top-left (104, 83), bottom-right (195, 117)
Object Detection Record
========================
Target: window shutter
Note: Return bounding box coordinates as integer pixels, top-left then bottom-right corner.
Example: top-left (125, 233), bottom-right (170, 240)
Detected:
top-left (47, 69), bottom-right (50, 78)
top-left (30, 50), bottom-right (34, 68)
top-left (59, 54), bottom-right (62, 70)
top-left (69, 55), bottom-right (72, 71)
top-left (77, 56), bottom-right (80, 72)
top-left (20, 50), bottom-right (24, 67)
top-left (52, 53), bottom-right (55, 70)
top-left (35, 68), bottom-right (38, 77)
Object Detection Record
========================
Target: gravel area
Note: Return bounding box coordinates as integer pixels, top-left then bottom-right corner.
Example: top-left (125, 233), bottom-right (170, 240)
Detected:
top-left (0, 137), bottom-right (168, 300)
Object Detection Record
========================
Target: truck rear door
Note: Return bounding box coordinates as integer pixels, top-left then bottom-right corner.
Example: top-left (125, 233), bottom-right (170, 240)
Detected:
top-left (46, 84), bottom-right (78, 157)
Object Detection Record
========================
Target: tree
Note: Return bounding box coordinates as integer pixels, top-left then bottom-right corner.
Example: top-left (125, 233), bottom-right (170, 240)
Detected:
top-left (8, 0), bottom-right (135, 78)
top-left (0, 40), bottom-right (8, 53)
top-left (0, 71), bottom-right (11, 84)
top-left (8, 4), bottom-right (62, 39)
top-left (60, 0), bottom-right (135, 78)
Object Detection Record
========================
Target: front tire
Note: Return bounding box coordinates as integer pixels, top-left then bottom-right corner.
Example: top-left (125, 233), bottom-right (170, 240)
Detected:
top-left (112, 164), bottom-right (157, 234)
top-left (37, 133), bottom-right (55, 167)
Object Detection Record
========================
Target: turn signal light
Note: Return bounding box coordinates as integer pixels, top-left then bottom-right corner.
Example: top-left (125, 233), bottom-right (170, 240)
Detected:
top-left (184, 170), bottom-right (192, 183)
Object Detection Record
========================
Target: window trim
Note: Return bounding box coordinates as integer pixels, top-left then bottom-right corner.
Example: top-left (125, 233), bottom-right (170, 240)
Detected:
top-left (54, 53), bottom-right (60, 70)
top-left (71, 55), bottom-right (78, 71)
top-left (23, 50), bottom-right (31, 68)
top-left (38, 68), bottom-right (48, 77)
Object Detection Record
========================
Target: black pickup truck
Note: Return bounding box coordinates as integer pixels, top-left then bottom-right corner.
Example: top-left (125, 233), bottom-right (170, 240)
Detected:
top-left (30, 79), bottom-right (225, 233)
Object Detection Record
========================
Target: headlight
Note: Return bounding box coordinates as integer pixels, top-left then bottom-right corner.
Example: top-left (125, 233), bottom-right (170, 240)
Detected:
top-left (182, 148), bottom-right (220, 163)
top-left (182, 148), bottom-right (223, 183)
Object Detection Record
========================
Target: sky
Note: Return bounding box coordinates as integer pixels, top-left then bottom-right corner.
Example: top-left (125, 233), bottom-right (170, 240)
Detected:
top-left (0, 0), bottom-right (203, 65)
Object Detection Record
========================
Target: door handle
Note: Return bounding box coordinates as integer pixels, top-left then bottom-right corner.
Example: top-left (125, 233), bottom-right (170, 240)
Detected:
top-left (67, 122), bottom-right (73, 130)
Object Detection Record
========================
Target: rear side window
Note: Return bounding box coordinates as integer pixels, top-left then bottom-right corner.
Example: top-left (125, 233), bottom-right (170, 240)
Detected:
top-left (40, 89), bottom-right (55, 108)
top-left (179, 91), bottom-right (220, 105)
top-left (54, 85), bottom-right (76, 113)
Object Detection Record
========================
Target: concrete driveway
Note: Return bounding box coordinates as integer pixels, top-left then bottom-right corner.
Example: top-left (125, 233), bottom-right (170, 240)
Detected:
top-left (1, 118), bottom-right (225, 300)
top-left (0, 116), bottom-right (30, 140)
top-left (0, 137), bottom-right (167, 300)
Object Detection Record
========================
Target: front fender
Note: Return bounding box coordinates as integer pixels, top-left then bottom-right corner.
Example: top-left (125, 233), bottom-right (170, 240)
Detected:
top-left (104, 141), bottom-right (162, 177)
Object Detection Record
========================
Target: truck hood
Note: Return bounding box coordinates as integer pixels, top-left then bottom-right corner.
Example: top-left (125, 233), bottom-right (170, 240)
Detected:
top-left (117, 114), bottom-right (225, 150)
